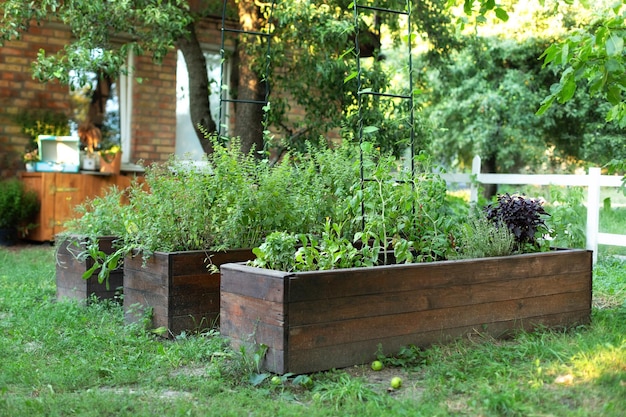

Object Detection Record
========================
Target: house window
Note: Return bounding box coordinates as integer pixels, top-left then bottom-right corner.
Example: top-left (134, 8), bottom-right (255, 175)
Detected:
top-left (68, 49), bottom-right (133, 162)
top-left (175, 49), bottom-right (229, 159)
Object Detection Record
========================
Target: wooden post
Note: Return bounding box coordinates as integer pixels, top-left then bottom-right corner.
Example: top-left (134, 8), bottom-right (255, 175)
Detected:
top-left (586, 167), bottom-right (601, 265)
top-left (470, 155), bottom-right (481, 206)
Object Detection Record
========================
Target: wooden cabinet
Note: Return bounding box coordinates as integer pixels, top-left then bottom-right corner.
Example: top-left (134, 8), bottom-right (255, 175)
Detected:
top-left (20, 172), bottom-right (137, 242)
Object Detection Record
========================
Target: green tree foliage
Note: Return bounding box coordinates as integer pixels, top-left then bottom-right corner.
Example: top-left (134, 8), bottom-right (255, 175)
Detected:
top-left (419, 35), bottom-right (624, 172)
top-left (537, 0), bottom-right (626, 128)
top-left (420, 37), bottom-right (550, 172)
top-left (0, 0), bottom-right (515, 158)
top-left (266, 1), bottom-right (430, 157)
top-left (0, 0), bottom-right (192, 83)
top-left (264, 0), bottom-right (510, 156)
top-left (415, 0), bottom-right (625, 176)
top-left (537, 0), bottom-right (626, 189)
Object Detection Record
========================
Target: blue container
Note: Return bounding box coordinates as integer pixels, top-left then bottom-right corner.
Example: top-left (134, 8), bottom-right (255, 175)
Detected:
top-left (36, 135), bottom-right (80, 173)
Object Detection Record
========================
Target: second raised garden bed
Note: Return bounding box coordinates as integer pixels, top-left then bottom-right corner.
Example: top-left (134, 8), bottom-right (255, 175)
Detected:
top-left (124, 248), bottom-right (254, 336)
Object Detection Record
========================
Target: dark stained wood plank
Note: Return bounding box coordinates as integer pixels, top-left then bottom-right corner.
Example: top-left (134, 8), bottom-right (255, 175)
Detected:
top-left (287, 291), bottom-right (590, 350)
top-left (165, 249), bottom-right (255, 277)
top-left (285, 310), bottom-right (591, 374)
top-left (220, 264), bottom-right (290, 302)
top-left (123, 267), bottom-right (168, 296)
top-left (221, 292), bottom-right (287, 328)
top-left (170, 273), bottom-right (220, 290)
top-left (287, 250), bottom-right (591, 302)
top-left (288, 272), bottom-right (591, 325)
top-left (170, 291), bottom-right (220, 316)
top-left (124, 251), bottom-right (169, 276)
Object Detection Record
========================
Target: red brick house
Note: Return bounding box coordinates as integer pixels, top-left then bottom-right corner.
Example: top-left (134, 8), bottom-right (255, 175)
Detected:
top-left (0, 15), bottom-right (231, 178)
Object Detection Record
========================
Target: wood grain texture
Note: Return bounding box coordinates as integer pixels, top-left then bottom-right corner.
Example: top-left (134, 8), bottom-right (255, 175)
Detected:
top-left (20, 172), bottom-right (135, 241)
top-left (55, 236), bottom-right (123, 302)
top-left (123, 249), bottom-right (254, 337)
top-left (219, 249), bottom-right (592, 374)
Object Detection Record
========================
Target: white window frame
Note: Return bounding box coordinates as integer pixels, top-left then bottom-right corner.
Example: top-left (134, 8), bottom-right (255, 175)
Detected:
top-left (175, 46), bottom-right (231, 159)
top-left (119, 49), bottom-right (134, 164)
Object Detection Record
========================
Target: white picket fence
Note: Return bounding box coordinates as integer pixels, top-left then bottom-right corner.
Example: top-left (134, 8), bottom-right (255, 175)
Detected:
top-left (439, 156), bottom-right (626, 265)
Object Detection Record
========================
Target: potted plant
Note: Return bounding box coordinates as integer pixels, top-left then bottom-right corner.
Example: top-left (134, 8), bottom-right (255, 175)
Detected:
top-left (98, 143), bottom-right (122, 174)
top-left (55, 185), bottom-right (131, 302)
top-left (219, 146), bottom-right (592, 375)
top-left (22, 149), bottom-right (40, 172)
top-left (15, 109), bottom-right (70, 173)
top-left (0, 178), bottom-right (40, 245)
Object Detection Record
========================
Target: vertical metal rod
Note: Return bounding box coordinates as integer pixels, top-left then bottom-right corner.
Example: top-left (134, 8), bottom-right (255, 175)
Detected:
top-left (353, 1), bottom-right (366, 231)
top-left (354, 1), bottom-right (416, 226)
top-left (406, 0), bottom-right (415, 174)
top-left (262, 1), bottom-right (277, 149)
top-left (218, 0), bottom-right (228, 138)
top-left (218, 0), bottom-right (276, 141)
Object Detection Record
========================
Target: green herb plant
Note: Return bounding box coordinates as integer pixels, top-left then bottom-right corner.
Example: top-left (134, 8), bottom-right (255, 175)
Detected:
top-left (61, 185), bottom-right (129, 239)
top-left (348, 144), bottom-right (450, 264)
top-left (295, 220), bottom-right (379, 271)
top-left (250, 144), bottom-right (453, 271)
top-left (544, 186), bottom-right (586, 249)
top-left (79, 136), bottom-right (355, 284)
top-left (450, 213), bottom-right (516, 259)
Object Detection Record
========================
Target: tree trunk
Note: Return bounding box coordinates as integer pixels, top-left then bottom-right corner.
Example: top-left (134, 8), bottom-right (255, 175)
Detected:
top-left (233, 1), bottom-right (265, 156)
top-left (176, 22), bottom-right (216, 155)
top-left (482, 154), bottom-right (498, 200)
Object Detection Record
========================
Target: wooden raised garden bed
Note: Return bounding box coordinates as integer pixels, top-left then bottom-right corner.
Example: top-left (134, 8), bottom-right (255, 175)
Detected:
top-left (55, 235), bottom-right (124, 302)
top-left (123, 248), bottom-right (254, 336)
top-left (220, 248), bottom-right (592, 375)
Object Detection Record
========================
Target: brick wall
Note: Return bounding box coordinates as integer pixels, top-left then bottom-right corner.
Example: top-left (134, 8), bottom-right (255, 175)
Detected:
top-left (0, 20), bottom-right (200, 178)
top-left (131, 53), bottom-right (177, 165)
top-left (0, 23), bottom-right (71, 178)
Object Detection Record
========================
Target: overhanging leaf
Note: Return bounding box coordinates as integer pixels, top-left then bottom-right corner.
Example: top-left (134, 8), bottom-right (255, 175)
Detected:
top-left (535, 96), bottom-right (555, 116)
top-left (605, 34), bottom-right (624, 57)
top-left (607, 85), bottom-right (621, 105)
top-left (494, 8), bottom-right (509, 22)
top-left (559, 78), bottom-right (577, 103)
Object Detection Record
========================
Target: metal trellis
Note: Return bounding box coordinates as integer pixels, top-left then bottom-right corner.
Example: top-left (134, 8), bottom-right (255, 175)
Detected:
top-left (218, 0), bottom-right (276, 139)
top-left (352, 1), bottom-right (415, 226)
top-left (353, 0), bottom-right (415, 165)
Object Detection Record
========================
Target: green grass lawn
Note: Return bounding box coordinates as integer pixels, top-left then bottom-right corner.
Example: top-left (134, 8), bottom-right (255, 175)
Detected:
top-left (0, 245), bottom-right (624, 416)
